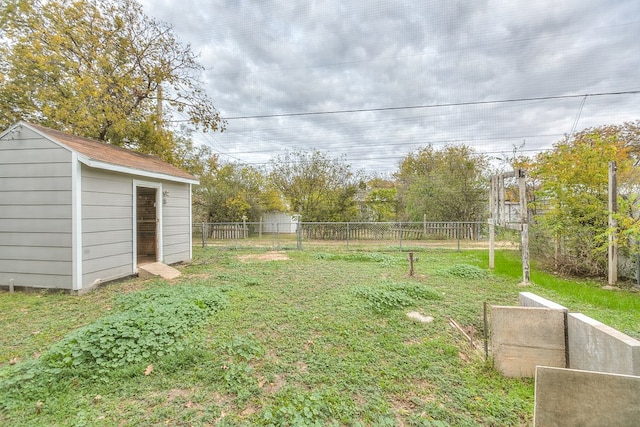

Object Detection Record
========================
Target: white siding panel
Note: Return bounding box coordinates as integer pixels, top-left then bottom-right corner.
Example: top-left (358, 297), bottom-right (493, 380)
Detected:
top-left (0, 218), bottom-right (72, 233)
top-left (80, 166), bottom-right (134, 284)
top-left (0, 259), bottom-right (71, 275)
top-left (164, 250), bottom-right (189, 265)
top-left (0, 128), bottom-right (73, 289)
top-left (0, 232), bottom-right (72, 247)
top-left (83, 241), bottom-right (132, 261)
top-left (82, 205), bottom-right (131, 220)
top-left (83, 230), bottom-right (131, 247)
top-left (0, 205), bottom-right (71, 219)
top-left (163, 233), bottom-right (191, 246)
top-left (0, 163), bottom-right (71, 178)
top-left (0, 148), bottom-right (71, 164)
top-left (82, 192), bottom-right (131, 207)
top-left (1, 246), bottom-right (72, 262)
top-left (82, 174), bottom-right (134, 193)
top-left (82, 217), bottom-right (131, 233)
top-left (83, 253), bottom-right (132, 276)
top-left (161, 182), bottom-right (191, 264)
top-left (0, 136), bottom-right (61, 150)
top-left (0, 177), bottom-right (71, 191)
top-left (163, 206), bottom-right (190, 220)
top-left (0, 273), bottom-right (72, 289)
top-left (1, 190), bottom-right (72, 205)
top-left (164, 223), bottom-right (190, 236)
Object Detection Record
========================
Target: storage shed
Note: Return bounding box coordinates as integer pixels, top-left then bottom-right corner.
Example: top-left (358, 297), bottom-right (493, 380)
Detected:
top-left (0, 121), bottom-right (198, 292)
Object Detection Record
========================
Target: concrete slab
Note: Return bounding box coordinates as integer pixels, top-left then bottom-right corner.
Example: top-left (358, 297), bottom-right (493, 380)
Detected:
top-left (519, 292), bottom-right (568, 311)
top-left (568, 313), bottom-right (640, 376)
top-left (534, 366), bottom-right (640, 427)
top-left (138, 262), bottom-right (181, 280)
top-left (491, 306), bottom-right (566, 377)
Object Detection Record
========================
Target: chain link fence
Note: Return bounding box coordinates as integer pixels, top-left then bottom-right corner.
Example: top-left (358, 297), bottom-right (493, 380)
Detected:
top-left (193, 221), bottom-right (494, 251)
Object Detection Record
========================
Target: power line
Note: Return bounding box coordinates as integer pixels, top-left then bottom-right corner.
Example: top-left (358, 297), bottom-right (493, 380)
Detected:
top-left (222, 90), bottom-right (640, 120)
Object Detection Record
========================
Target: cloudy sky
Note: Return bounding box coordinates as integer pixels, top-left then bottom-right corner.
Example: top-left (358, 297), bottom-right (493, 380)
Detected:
top-left (142, 0), bottom-right (640, 175)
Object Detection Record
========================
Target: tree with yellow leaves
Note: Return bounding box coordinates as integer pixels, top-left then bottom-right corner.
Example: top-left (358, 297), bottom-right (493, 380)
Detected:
top-left (0, 0), bottom-right (223, 164)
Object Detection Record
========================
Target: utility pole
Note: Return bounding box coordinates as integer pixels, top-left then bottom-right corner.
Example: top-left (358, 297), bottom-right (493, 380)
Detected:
top-left (519, 169), bottom-right (530, 284)
top-left (608, 161), bottom-right (617, 286)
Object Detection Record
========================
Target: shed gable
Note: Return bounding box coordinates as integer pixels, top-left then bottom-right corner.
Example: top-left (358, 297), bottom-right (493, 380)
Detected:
top-left (0, 126), bottom-right (74, 289)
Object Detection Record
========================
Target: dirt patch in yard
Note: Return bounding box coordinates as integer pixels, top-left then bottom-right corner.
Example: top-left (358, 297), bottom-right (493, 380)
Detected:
top-left (237, 252), bottom-right (290, 262)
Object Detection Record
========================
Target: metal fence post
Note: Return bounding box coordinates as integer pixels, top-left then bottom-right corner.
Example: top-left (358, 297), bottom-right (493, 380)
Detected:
top-left (399, 221), bottom-right (403, 250)
top-left (457, 222), bottom-right (461, 252)
top-left (297, 221), bottom-right (302, 250)
top-left (201, 222), bottom-right (206, 247)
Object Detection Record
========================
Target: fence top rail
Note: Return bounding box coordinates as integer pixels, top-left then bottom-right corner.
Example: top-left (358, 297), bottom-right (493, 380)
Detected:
top-left (196, 221), bottom-right (486, 226)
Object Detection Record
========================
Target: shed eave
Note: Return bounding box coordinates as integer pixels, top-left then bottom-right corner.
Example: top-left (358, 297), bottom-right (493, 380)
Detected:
top-left (78, 157), bottom-right (199, 185)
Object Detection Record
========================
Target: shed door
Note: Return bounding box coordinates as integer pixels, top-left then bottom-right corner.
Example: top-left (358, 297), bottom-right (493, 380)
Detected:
top-left (136, 187), bottom-right (158, 264)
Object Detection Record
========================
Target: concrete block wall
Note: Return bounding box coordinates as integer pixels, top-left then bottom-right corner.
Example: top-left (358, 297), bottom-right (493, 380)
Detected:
top-left (518, 292), bottom-right (567, 311)
top-left (567, 313), bottom-right (640, 376)
top-left (500, 292), bottom-right (640, 378)
top-left (534, 366), bottom-right (640, 427)
top-left (491, 306), bottom-right (566, 377)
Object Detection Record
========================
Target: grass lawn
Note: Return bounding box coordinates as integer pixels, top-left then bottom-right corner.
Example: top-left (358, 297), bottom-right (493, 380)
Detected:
top-left (1, 247), bottom-right (638, 426)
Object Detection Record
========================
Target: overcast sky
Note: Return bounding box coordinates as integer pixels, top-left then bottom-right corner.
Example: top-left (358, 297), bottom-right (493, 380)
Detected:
top-left (142, 0), bottom-right (640, 176)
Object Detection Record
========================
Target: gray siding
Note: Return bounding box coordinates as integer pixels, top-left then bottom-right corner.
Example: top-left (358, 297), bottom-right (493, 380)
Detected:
top-left (0, 128), bottom-right (73, 289)
top-left (162, 182), bottom-right (191, 264)
top-left (81, 167), bottom-right (134, 287)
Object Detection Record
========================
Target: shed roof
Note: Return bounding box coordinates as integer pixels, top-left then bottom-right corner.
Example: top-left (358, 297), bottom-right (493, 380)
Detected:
top-left (16, 121), bottom-right (198, 184)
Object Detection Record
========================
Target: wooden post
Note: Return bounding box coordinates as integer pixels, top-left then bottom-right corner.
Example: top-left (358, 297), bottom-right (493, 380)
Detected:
top-left (489, 219), bottom-right (495, 270)
top-left (608, 161), bottom-right (618, 286)
top-left (242, 215), bottom-right (247, 239)
top-left (259, 216), bottom-right (263, 239)
top-left (519, 169), bottom-right (530, 284)
top-left (489, 176), bottom-right (496, 269)
top-left (423, 213), bottom-right (427, 237)
top-left (499, 175), bottom-right (506, 226)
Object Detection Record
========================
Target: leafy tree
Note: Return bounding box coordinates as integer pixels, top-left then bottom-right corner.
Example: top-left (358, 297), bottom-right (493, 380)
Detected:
top-left (362, 178), bottom-right (398, 221)
top-left (531, 126), bottom-right (634, 275)
top-left (396, 145), bottom-right (489, 222)
top-left (194, 161), bottom-right (281, 223)
top-left (269, 150), bottom-right (362, 222)
top-left (0, 0), bottom-right (223, 164)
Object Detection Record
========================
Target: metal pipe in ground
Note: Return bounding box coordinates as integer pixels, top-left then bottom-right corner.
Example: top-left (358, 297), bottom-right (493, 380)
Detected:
top-left (408, 252), bottom-right (414, 276)
top-left (483, 301), bottom-right (489, 361)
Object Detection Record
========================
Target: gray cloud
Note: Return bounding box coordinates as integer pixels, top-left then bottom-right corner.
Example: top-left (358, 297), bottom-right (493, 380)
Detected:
top-left (142, 0), bottom-right (640, 175)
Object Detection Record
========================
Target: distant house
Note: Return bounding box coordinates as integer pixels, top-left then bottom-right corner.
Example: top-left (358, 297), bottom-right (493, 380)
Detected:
top-left (262, 212), bottom-right (300, 234)
top-left (0, 121), bottom-right (198, 292)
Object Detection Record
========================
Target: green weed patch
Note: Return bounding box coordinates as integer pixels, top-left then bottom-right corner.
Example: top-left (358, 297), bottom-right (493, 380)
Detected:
top-left (0, 284), bottom-right (228, 411)
top-left (314, 251), bottom-right (398, 264)
top-left (43, 284), bottom-right (228, 370)
top-left (439, 263), bottom-right (489, 279)
top-left (353, 281), bottom-right (441, 312)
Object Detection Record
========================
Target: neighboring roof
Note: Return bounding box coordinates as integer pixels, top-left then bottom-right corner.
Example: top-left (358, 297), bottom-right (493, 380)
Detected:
top-left (12, 121), bottom-right (198, 184)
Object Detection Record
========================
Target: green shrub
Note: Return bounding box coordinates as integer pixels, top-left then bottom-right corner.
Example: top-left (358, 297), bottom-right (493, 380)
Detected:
top-left (42, 285), bottom-right (228, 371)
top-left (353, 281), bottom-right (441, 312)
top-left (439, 264), bottom-right (488, 279)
